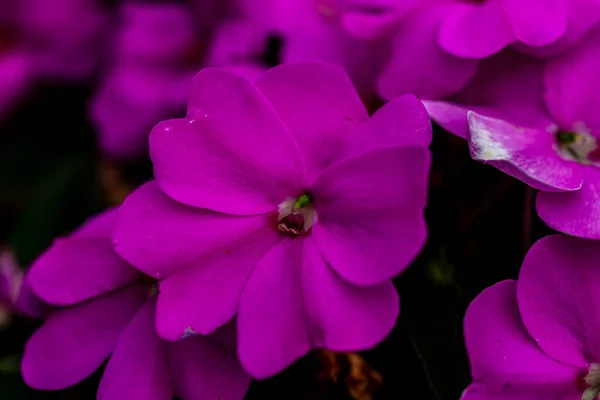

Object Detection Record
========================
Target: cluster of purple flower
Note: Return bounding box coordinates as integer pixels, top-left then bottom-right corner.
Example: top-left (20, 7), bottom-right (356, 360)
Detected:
top-left (3, 0), bottom-right (600, 398)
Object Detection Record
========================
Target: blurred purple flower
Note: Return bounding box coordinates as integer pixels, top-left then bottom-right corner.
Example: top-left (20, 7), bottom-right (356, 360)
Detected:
top-left (21, 209), bottom-right (250, 399)
top-left (0, 0), bottom-right (106, 120)
top-left (112, 62), bottom-right (431, 378)
top-left (461, 234), bottom-right (600, 400)
top-left (425, 30), bottom-right (600, 239)
top-left (238, 0), bottom-right (386, 99)
top-left (378, 0), bottom-right (600, 100)
top-left (89, 1), bottom-right (203, 159)
top-left (205, 19), bottom-right (272, 81)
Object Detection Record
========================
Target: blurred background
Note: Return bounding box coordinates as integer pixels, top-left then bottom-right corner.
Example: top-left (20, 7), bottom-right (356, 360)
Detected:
top-left (0, 0), bottom-right (550, 398)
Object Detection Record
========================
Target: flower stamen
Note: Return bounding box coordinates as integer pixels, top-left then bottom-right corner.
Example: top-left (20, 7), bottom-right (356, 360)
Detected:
top-left (555, 128), bottom-right (600, 165)
top-left (277, 194), bottom-right (317, 237)
top-left (582, 364), bottom-right (600, 400)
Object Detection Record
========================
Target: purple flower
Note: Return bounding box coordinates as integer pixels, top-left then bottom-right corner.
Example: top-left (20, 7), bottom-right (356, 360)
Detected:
top-left (0, 0), bottom-right (106, 120)
top-left (21, 209), bottom-right (250, 399)
top-left (425, 31), bottom-right (600, 239)
top-left (89, 1), bottom-right (207, 159)
top-left (462, 234), bottom-right (600, 400)
top-left (112, 62), bottom-right (432, 378)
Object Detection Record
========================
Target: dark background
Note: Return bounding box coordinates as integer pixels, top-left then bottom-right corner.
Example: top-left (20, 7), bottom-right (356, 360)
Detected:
top-left (0, 79), bottom-right (552, 399)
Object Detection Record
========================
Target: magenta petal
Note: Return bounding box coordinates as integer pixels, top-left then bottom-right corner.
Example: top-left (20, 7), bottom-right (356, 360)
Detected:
top-left (312, 146), bottom-right (430, 286)
top-left (340, 94), bottom-right (432, 158)
top-left (423, 101), bottom-right (470, 139)
top-left (113, 181), bottom-right (273, 278)
top-left (536, 167), bottom-right (600, 239)
top-left (501, 0), bottom-right (566, 46)
top-left (302, 237), bottom-right (399, 350)
top-left (255, 62), bottom-right (368, 178)
top-left (465, 281), bottom-right (581, 395)
top-left (22, 285), bottom-right (148, 390)
top-left (97, 299), bottom-right (173, 400)
top-left (439, 2), bottom-right (515, 58)
top-left (518, 235), bottom-right (600, 367)
top-left (72, 208), bottom-right (119, 239)
top-left (377, 4), bottom-right (478, 100)
top-left (156, 230), bottom-right (279, 339)
top-left (150, 68), bottom-right (307, 215)
top-left (168, 336), bottom-right (251, 400)
top-left (543, 27), bottom-right (600, 131)
top-left (468, 112), bottom-right (584, 192)
top-left (28, 237), bottom-right (139, 306)
top-left (237, 240), bottom-right (311, 379)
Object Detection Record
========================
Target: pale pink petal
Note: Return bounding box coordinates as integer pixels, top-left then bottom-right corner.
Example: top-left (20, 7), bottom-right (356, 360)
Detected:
top-left (467, 112), bottom-right (584, 192)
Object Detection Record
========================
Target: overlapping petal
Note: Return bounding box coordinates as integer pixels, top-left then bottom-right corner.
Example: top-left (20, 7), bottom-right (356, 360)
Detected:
top-left (536, 168), bottom-right (600, 239)
top-left (150, 68), bottom-right (307, 215)
top-left (377, 4), bottom-right (478, 100)
top-left (22, 285), bottom-right (147, 390)
top-left (340, 94), bottom-right (432, 158)
top-left (518, 235), bottom-right (600, 367)
top-left (113, 181), bottom-right (273, 278)
top-left (302, 237), bottom-right (399, 350)
top-left (256, 62), bottom-right (368, 178)
top-left (156, 229), bottom-right (279, 339)
top-left (312, 146), bottom-right (430, 286)
top-left (28, 237), bottom-right (139, 306)
top-left (168, 334), bottom-right (251, 400)
top-left (543, 26), bottom-right (600, 132)
top-left (97, 299), bottom-right (173, 400)
top-left (465, 280), bottom-right (581, 397)
top-left (237, 240), bottom-right (311, 378)
top-left (467, 112), bottom-right (584, 192)
top-left (439, 1), bottom-right (514, 58)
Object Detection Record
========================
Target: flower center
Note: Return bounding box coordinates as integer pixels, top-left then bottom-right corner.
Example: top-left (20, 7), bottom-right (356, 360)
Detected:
top-left (276, 193), bottom-right (317, 237)
top-left (555, 129), bottom-right (600, 165)
top-left (582, 364), bottom-right (600, 400)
